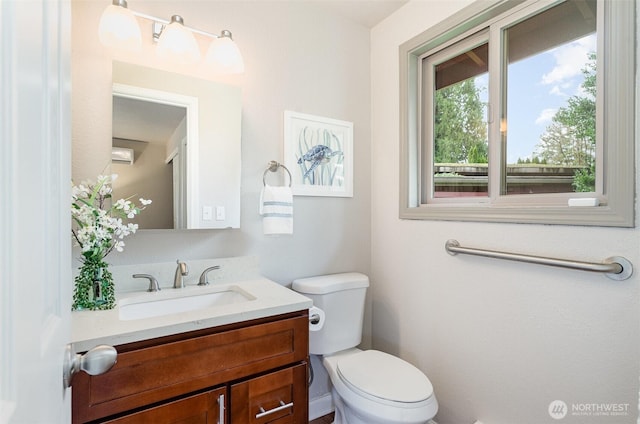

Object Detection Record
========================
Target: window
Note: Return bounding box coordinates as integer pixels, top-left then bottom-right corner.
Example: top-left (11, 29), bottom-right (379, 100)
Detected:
top-left (400, 0), bottom-right (634, 226)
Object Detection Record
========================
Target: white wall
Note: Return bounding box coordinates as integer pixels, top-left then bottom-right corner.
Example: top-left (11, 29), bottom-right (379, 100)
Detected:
top-left (112, 138), bottom-right (174, 229)
top-left (71, 2), bottom-right (373, 412)
top-left (71, 0), bottom-right (372, 286)
top-left (70, 1), bottom-right (640, 422)
top-left (371, 1), bottom-right (639, 424)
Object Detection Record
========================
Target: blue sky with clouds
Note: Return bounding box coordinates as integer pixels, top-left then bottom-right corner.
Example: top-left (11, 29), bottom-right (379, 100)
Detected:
top-left (474, 33), bottom-right (596, 164)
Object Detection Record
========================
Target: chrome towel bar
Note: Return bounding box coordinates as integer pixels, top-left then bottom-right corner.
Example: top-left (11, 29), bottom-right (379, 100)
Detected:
top-left (445, 239), bottom-right (633, 281)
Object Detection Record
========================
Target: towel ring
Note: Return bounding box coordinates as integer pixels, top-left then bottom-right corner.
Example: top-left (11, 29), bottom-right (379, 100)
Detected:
top-left (263, 160), bottom-right (292, 187)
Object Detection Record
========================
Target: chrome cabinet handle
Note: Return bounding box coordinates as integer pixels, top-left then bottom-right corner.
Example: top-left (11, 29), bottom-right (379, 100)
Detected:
top-left (218, 393), bottom-right (225, 424)
top-left (63, 344), bottom-right (117, 388)
top-left (255, 400), bottom-right (294, 419)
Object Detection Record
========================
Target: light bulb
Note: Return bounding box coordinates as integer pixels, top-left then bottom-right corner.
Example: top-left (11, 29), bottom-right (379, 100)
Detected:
top-left (205, 30), bottom-right (245, 74)
top-left (98, 0), bottom-right (142, 52)
top-left (156, 15), bottom-right (201, 65)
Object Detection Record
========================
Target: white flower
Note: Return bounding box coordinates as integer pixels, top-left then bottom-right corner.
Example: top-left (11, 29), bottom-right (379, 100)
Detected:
top-left (71, 174), bottom-right (151, 259)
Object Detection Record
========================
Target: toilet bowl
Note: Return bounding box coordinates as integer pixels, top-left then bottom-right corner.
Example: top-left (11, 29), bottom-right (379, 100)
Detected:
top-left (292, 273), bottom-right (438, 424)
top-left (324, 348), bottom-right (438, 424)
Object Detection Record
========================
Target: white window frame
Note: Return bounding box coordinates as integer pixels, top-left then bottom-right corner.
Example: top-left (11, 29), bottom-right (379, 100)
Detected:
top-left (399, 0), bottom-right (635, 227)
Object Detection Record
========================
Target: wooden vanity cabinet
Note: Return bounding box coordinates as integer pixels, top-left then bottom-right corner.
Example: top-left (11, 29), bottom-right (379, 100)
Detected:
top-left (230, 364), bottom-right (307, 423)
top-left (102, 387), bottom-right (227, 424)
top-left (72, 311), bottom-right (309, 424)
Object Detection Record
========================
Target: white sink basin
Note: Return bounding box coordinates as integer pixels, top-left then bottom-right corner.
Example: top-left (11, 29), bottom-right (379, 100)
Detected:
top-left (119, 286), bottom-right (254, 321)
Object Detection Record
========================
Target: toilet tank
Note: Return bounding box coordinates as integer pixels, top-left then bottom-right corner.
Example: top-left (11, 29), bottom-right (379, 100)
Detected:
top-left (292, 272), bottom-right (369, 355)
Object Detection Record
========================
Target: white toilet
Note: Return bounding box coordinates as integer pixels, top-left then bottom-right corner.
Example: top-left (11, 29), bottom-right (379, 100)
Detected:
top-left (292, 272), bottom-right (438, 424)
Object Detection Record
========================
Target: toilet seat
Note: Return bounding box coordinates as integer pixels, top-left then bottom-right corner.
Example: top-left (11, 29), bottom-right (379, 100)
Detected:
top-left (324, 349), bottom-right (438, 423)
top-left (336, 350), bottom-right (434, 406)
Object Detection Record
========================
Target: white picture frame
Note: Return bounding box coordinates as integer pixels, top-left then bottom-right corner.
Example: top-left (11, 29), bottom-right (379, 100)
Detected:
top-left (283, 110), bottom-right (353, 197)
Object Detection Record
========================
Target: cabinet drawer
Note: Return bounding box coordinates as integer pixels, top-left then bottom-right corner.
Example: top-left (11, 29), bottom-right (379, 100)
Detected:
top-left (73, 313), bottom-right (308, 423)
top-left (230, 363), bottom-right (308, 424)
top-left (102, 387), bottom-right (226, 424)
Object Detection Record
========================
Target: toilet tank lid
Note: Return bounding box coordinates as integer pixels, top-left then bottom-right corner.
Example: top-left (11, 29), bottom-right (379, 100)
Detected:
top-left (292, 272), bottom-right (369, 294)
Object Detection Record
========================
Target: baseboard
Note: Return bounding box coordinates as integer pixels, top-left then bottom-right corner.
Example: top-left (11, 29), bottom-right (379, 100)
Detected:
top-left (309, 393), bottom-right (334, 421)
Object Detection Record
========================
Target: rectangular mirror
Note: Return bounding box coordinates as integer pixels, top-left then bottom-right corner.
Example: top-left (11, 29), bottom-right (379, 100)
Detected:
top-left (110, 61), bottom-right (242, 230)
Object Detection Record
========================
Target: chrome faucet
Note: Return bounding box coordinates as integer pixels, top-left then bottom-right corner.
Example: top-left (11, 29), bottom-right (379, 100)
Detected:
top-left (133, 274), bottom-right (161, 292)
top-left (173, 260), bottom-right (189, 289)
top-left (198, 265), bottom-right (221, 286)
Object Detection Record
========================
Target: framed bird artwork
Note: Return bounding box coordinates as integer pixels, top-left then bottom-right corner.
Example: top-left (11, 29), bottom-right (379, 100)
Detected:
top-left (283, 110), bottom-right (353, 197)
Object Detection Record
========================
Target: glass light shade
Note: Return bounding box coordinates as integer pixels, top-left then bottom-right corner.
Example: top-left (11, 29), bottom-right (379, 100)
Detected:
top-left (156, 17), bottom-right (201, 65)
top-left (98, 3), bottom-right (142, 52)
top-left (205, 34), bottom-right (245, 74)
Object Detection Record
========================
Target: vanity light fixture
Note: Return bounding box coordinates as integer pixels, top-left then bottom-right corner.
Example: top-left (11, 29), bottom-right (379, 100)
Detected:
top-left (98, 0), bottom-right (142, 52)
top-left (205, 30), bottom-right (245, 74)
top-left (155, 15), bottom-right (201, 65)
top-left (98, 0), bottom-right (245, 74)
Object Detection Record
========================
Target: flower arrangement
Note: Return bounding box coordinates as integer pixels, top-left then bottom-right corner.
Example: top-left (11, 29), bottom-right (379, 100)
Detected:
top-left (71, 174), bottom-right (151, 310)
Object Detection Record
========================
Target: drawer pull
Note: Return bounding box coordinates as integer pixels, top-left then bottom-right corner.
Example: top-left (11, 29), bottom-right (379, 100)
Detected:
top-left (256, 400), bottom-right (294, 419)
top-left (218, 394), bottom-right (225, 424)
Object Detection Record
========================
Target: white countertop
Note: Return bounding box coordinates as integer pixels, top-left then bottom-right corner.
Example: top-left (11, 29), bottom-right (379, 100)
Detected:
top-left (71, 277), bottom-right (313, 352)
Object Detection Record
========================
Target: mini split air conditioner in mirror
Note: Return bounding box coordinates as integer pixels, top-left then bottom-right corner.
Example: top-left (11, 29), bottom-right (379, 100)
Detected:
top-left (111, 147), bottom-right (134, 165)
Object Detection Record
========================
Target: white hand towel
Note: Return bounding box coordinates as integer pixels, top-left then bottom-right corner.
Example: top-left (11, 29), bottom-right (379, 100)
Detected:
top-left (259, 184), bottom-right (293, 235)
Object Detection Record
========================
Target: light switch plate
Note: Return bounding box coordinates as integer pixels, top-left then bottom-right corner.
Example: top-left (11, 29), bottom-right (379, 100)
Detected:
top-left (216, 206), bottom-right (225, 221)
top-left (203, 206), bottom-right (213, 220)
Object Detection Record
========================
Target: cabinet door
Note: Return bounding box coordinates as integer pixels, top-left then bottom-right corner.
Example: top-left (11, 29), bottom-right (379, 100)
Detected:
top-left (230, 363), bottom-right (308, 424)
top-left (102, 387), bottom-right (227, 424)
